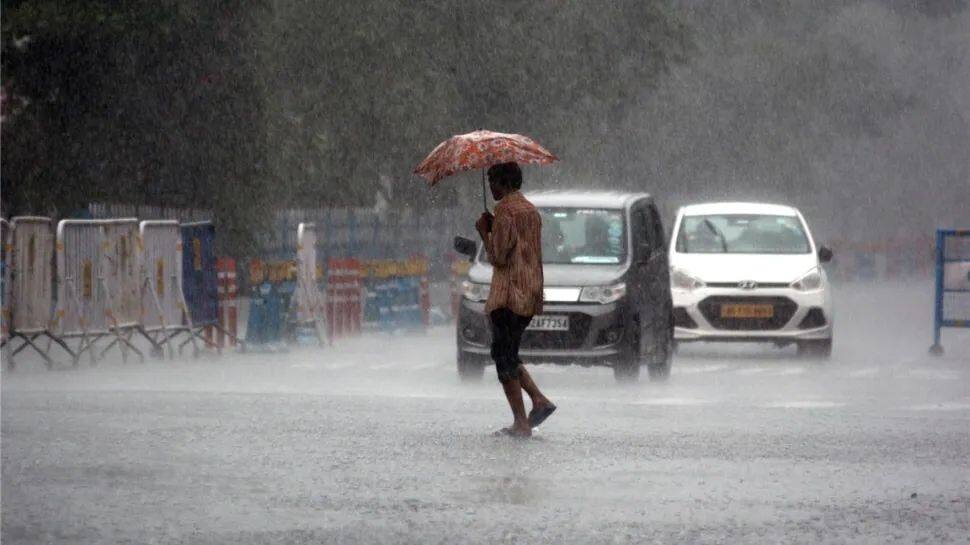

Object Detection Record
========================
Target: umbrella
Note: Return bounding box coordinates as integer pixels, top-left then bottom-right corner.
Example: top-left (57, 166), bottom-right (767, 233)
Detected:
top-left (414, 130), bottom-right (558, 210)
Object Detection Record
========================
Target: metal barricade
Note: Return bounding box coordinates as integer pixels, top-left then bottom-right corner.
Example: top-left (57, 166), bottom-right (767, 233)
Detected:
top-left (136, 220), bottom-right (198, 357)
top-left (930, 229), bottom-right (970, 355)
top-left (3, 217), bottom-right (74, 369)
top-left (1, 219), bottom-right (11, 359)
top-left (180, 223), bottom-right (244, 352)
top-left (181, 222), bottom-right (218, 329)
top-left (290, 223), bottom-right (327, 346)
top-left (54, 219), bottom-right (144, 364)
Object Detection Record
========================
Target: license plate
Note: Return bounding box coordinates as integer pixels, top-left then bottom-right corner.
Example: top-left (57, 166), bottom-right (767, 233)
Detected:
top-left (720, 304), bottom-right (774, 318)
top-left (528, 315), bottom-right (570, 331)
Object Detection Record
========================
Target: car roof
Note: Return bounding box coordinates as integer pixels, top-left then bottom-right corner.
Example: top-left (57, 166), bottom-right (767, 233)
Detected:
top-left (523, 190), bottom-right (650, 210)
top-left (680, 202), bottom-right (800, 216)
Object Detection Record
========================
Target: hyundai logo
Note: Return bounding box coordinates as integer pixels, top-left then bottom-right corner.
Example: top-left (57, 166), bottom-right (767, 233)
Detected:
top-left (738, 280), bottom-right (758, 290)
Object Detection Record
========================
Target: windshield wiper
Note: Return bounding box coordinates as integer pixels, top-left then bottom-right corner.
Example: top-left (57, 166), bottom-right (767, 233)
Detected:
top-left (701, 219), bottom-right (728, 252)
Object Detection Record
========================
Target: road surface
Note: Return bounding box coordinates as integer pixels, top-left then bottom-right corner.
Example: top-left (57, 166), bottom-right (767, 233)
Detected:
top-left (3, 282), bottom-right (969, 544)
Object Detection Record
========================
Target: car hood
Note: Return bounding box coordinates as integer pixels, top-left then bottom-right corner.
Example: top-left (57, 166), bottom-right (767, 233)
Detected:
top-left (468, 262), bottom-right (628, 287)
top-left (669, 253), bottom-right (817, 283)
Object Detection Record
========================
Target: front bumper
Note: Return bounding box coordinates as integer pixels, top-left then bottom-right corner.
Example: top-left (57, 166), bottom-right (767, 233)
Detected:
top-left (456, 298), bottom-right (630, 366)
top-left (671, 286), bottom-right (832, 343)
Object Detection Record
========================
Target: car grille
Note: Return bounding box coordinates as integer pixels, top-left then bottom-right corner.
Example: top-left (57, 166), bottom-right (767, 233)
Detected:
top-left (698, 296), bottom-right (797, 330)
top-left (705, 282), bottom-right (791, 289)
top-left (520, 313), bottom-right (592, 349)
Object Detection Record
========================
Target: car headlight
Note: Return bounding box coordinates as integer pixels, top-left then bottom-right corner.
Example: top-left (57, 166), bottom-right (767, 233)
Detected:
top-left (461, 280), bottom-right (490, 301)
top-left (579, 283), bottom-right (626, 304)
top-left (791, 268), bottom-right (822, 291)
top-left (671, 267), bottom-right (705, 290)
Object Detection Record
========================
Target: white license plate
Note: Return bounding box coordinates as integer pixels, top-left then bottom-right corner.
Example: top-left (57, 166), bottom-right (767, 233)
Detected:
top-left (528, 315), bottom-right (569, 331)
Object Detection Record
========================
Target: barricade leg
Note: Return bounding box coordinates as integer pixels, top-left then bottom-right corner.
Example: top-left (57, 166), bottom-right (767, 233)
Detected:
top-left (10, 333), bottom-right (56, 370)
top-left (135, 325), bottom-right (166, 358)
top-left (44, 331), bottom-right (77, 367)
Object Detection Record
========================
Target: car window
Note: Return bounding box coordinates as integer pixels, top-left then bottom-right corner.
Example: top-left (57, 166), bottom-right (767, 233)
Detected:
top-left (542, 208), bottom-right (626, 264)
top-left (480, 207), bottom-right (627, 264)
top-left (675, 214), bottom-right (811, 254)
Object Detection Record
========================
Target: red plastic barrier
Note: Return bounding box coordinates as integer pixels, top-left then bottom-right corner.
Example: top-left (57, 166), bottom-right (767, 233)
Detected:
top-left (326, 258), bottom-right (362, 340)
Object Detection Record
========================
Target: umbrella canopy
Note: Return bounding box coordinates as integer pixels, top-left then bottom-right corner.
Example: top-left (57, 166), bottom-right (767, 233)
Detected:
top-left (414, 130), bottom-right (558, 186)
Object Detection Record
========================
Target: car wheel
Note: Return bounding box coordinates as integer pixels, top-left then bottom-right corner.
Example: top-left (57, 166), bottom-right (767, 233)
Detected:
top-left (647, 311), bottom-right (674, 382)
top-left (457, 352), bottom-right (485, 382)
top-left (614, 329), bottom-right (641, 383)
top-left (797, 338), bottom-right (832, 359)
top-left (614, 357), bottom-right (641, 382)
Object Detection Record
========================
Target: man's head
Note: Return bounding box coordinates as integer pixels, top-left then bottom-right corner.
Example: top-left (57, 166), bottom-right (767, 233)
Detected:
top-left (487, 162), bottom-right (522, 201)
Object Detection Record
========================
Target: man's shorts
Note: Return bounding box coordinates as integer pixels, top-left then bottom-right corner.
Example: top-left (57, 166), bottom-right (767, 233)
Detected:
top-left (489, 308), bottom-right (532, 382)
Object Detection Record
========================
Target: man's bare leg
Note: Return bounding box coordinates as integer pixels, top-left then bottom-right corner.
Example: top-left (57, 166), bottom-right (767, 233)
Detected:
top-left (501, 377), bottom-right (531, 437)
top-left (518, 365), bottom-right (557, 427)
top-left (517, 365), bottom-right (551, 408)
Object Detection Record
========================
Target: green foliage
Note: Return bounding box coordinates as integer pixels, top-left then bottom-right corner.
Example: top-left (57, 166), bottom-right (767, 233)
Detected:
top-left (2, 0), bottom-right (271, 255)
top-left (258, 0), bottom-right (692, 209)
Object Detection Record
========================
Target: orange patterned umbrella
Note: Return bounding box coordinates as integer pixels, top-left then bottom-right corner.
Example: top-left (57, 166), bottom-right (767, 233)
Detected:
top-left (414, 130), bottom-right (558, 209)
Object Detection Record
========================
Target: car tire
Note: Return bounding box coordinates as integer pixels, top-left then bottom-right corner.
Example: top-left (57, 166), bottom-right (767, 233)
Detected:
top-left (648, 351), bottom-right (671, 381)
top-left (797, 338), bottom-right (832, 359)
top-left (614, 357), bottom-right (640, 382)
top-left (647, 310), bottom-right (674, 382)
top-left (457, 352), bottom-right (485, 382)
top-left (614, 329), bottom-right (641, 383)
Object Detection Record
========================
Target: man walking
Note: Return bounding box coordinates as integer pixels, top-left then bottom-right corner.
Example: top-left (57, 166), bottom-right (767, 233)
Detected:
top-left (475, 162), bottom-right (556, 438)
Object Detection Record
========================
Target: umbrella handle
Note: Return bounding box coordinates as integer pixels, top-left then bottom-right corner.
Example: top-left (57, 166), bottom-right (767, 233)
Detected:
top-left (482, 168), bottom-right (488, 212)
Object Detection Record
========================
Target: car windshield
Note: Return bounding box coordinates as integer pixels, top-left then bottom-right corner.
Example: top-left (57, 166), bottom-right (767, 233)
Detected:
top-left (478, 207), bottom-right (626, 264)
top-left (541, 208), bottom-right (626, 264)
top-left (675, 214), bottom-right (811, 254)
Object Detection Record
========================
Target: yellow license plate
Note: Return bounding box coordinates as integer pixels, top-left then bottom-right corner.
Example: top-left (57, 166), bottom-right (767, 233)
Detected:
top-left (720, 304), bottom-right (774, 318)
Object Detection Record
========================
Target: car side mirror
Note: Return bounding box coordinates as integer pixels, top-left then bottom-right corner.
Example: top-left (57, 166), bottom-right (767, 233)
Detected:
top-left (454, 236), bottom-right (477, 262)
top-left (818, 245), bottom-right (833, 263)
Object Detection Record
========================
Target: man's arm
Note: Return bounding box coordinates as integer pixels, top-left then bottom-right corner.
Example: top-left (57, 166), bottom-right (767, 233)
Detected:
top-left (485, 212), bottom-right (515, 267)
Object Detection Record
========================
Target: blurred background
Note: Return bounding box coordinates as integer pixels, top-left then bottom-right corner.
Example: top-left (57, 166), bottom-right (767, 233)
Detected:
top-left (2, 0), bottom-right (967, 264)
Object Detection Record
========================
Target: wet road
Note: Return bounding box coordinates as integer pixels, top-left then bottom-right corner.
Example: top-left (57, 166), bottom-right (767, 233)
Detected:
top-left (3, 282), bottom-right (969, 544)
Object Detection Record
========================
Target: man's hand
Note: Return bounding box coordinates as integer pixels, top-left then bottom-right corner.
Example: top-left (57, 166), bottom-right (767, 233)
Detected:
top-left (475, 212), bottom-right (494, 239)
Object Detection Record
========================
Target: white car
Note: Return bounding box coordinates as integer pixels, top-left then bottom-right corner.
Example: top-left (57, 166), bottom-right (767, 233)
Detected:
top-left (668, 202), bottom-right (833, 357)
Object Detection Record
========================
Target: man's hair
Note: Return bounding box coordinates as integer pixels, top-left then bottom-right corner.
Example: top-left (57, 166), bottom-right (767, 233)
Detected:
top-left (487, 162), bottom-right (523, 190)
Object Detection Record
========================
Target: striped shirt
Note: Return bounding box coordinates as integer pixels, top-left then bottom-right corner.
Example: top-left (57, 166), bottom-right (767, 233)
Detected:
top-left (484, 191), bottom-right (544, 317)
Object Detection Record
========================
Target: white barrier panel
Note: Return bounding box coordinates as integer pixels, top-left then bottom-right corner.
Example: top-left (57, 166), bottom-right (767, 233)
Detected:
top-left (56, 220), bottom-right (108, 336)
top-left (294, 223), bottom-right (327, 345)
top-left (102, 220), bottom-right (141, 327)
top-left (1, 219), bottom-right (10, 344)
top-left (55, 219), bottom-right (139, 335)
top-left (10, 217), bottom-right (55, 334)
top-left (138, 220), bottom-right (189, 332)
top-left (55, 219), bottom-right (145, 364)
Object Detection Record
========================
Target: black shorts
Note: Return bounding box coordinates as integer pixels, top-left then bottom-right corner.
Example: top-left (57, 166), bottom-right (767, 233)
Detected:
top-left (490, 308), bottom-right (532, 382)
